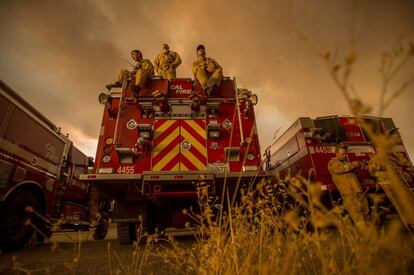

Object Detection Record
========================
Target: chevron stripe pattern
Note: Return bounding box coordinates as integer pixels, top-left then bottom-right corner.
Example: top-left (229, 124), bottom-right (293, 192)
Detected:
top-left (180, 120), bottom-right (207, 171)
top-left (151, 119), bottom-right (207, 171)
top-left (152, 120), bottom-right (180, 171)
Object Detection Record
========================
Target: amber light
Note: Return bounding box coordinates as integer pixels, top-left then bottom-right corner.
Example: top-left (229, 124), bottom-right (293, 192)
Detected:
top-left (105, 137), bottom-right (114, 145)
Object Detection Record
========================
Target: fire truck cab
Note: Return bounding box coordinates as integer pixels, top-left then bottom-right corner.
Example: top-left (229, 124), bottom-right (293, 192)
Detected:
top-left (81, 77), bottom-right (263, 244)
top-left (265, 115), bottom-right (414, 209)
top-left (0, 80), bottom-right (109, 251)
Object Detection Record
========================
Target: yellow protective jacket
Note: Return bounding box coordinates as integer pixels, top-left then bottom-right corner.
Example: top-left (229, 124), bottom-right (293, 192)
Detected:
top-left (154, 51), bottom-right (181, 74)
top-left (134, 59), bottom-right (154, 75)
top-left (328, 157), bottom-right (363, 195)
top-left (192, 56), bottom-right (222, 76)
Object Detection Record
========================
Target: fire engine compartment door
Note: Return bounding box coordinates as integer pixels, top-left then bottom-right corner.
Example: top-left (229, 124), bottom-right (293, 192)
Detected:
top-left (152, 119), bottom-right (207, 171)
top-left (179, 120), bottom-right (208, 171)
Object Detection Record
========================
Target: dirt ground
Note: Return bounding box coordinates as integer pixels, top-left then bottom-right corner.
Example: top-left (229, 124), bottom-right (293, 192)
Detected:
top-left (0, 224), bottom-right (195, 274)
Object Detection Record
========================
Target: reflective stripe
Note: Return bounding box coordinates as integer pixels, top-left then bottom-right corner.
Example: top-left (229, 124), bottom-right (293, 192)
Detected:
top-left (180, 120), bottom-right (207, 171)
top-left (180, 162), bottom-right (189, 171)
top-left (0, 137), bottom-right (59, 175)
top-left (181, 127), bottom-right (206, 156)
top-left (181, 149), bottom-right (207, 170)
top-left (152, 120), bottom-right (207, 171)
top-left (153, 120), bottom-right (176, 140)
top-left (152, 127), bottom-right (179, 159)
top-left (185, 120), bottom-right (205, 137)
top-left (152, 119), bottom-right (180, 171)
top-left (153, 144), bottom-right (179, 171)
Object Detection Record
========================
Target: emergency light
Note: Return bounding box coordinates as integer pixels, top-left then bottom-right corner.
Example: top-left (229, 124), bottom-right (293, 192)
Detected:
top-left (250, 94), bottom-right (258, 105)
top-left (98, 92), bottom-right (110, 104)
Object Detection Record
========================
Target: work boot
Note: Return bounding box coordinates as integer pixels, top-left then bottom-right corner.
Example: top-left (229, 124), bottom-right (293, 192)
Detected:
top-left (106, 82), bottom-right (122, 90)
top-left (131, 84), bottom-right (141, 97)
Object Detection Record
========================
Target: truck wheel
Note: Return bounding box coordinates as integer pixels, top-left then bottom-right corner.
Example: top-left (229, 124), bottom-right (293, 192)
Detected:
top-left (93, 212), bottom-right (109, 240)
top-left (117, 223), bottom-right (136, 244)
top-left (0, 190), bottom-right (40, 251)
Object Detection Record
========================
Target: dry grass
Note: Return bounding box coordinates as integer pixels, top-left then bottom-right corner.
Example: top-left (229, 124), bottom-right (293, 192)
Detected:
top-left (104, 175), bottom-right (414, 275)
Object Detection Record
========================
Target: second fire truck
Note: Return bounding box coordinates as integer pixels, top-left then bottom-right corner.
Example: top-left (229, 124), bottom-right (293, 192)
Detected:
top-left (0, 80), bottom-right (110, 251)
top-left (264, 115), bottom-right (414, 224)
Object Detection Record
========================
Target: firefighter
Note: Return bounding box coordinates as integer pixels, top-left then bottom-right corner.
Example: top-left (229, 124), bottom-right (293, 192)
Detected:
top-left (192, 44), bottom-right (223, 95)
top-left (106, 49), bottom-right (154, 95)
top-left (154, 43), bottom-right (182, 80)
top-left (328, 145), bottom-right (369, 229)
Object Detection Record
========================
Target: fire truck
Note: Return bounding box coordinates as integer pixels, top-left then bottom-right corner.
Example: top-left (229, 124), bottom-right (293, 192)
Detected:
top-left (80, 77), bottom-right (264, 244)
top-left (0, 80), bottom-right (109, 251)
top-left (264, 115), bottom-right (414, 218)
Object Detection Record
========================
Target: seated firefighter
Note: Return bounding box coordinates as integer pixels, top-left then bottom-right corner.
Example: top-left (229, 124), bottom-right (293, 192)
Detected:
top-left (328, 145), bottom-right (370, 229)
top-left (106, 49), bottom-right (154, 95)
top-left (154, 43), bottom-right (182, 80)
top-left (192, 44), bottom-right (223, 95)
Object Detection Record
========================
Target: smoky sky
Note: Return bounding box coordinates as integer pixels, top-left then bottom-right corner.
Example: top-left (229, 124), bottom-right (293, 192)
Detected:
top-left (1, 0), bottom-right (413, 158)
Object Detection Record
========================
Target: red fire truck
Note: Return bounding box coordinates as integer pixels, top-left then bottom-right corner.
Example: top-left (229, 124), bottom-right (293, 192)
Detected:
top-left (264, 115), bottom-right (414, 212)
top-left (81, 77), bottom-right (264, 244)
top-left (0, 80), bottom-right (109, 251)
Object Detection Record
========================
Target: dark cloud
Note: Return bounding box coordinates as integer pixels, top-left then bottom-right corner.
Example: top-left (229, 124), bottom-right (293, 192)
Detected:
top-left (1, 0), bottom-right (413, 157)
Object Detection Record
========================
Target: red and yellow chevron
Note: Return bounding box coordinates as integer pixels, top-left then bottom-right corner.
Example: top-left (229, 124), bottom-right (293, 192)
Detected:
top-left (152, 120), bottom-right (180, 171)
top-left (180, 120), bottom-right (207, 171)
top-left (151, 119), bottom-right (207, 171)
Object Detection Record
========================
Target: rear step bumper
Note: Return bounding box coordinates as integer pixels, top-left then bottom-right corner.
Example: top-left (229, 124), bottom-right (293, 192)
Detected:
top-left (80, 170), bottom-right (266, 200)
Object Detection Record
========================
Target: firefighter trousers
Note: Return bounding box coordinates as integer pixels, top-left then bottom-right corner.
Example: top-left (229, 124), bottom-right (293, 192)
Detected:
top-left (195, 68), bottom-right (223, 90)
top-left (117, 69), bottom-right (152, 88)
top-left (159, 68), bottom-right (176, 80)
top-left (342, 192), bottom-right (369, 228)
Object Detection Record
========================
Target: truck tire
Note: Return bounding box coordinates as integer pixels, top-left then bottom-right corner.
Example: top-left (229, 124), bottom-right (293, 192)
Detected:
top-left (93, 212), bottom-right (109, 240)
top-left (0, 190), bottom-right (40, 251)
top-left (117, 223), bottom-right (136, 244)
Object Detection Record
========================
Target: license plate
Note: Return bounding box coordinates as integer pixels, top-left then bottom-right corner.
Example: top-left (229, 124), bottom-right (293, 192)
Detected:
top-left (208, 163), bottom-right (229, 173)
